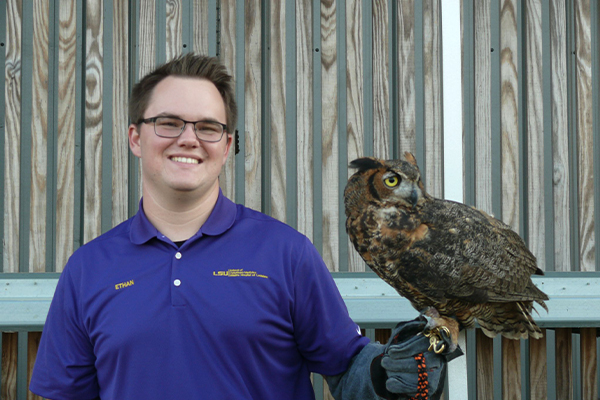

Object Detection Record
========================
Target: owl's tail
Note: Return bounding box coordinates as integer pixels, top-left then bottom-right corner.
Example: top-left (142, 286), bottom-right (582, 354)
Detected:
top-left (477, 301), bottom-right (544, 340)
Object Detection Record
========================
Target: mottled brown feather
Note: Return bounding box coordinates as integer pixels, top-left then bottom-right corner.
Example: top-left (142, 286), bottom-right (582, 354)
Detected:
top-left (344, 154), bottom-right (549, 340)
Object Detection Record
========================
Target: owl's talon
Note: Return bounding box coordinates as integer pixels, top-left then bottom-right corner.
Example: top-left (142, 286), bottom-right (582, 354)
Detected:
top-left (420, 308), bottom-right (460, 352)
top-left (424, 327), bottom-right (449, 353)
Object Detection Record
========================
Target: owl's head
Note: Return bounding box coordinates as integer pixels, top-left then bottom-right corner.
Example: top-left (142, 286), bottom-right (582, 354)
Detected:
top-left (345, 152), bottom-right (428, 211)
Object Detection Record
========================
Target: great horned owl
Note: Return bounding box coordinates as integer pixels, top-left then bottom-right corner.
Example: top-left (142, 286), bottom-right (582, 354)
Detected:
top-left (344, 152), bottom-right (549, 341)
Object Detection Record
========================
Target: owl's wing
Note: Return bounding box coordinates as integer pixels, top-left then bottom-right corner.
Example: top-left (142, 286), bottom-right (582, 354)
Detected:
top-left (394, 199), bottom-right (545, 305)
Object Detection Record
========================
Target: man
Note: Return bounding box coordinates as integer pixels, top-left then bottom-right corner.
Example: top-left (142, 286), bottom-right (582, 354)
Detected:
top-left (30, 53), bottom-right (457, 399)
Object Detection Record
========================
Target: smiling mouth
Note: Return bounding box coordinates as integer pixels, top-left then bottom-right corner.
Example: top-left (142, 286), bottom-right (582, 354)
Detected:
top-left (171, 156), bottom-right (200, 164)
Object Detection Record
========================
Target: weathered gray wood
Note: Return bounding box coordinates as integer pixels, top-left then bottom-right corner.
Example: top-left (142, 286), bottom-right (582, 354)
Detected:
top-left (30, 0), bottom-right (50, 273)
top-left (372, 0), bottom-right (390, 160)
top-left (500, 1), bottom-right (521, 394)
top-left (297, 0), bottom-right (314, 240)
top-left (166, 0), bottom-right (183, 60)
top-left (575, 0), bottom-right (595, 272)
top-left (269, 0), bottom-right (287, 223)
top-left (500, 0), bottom-right (520, 232)
top-left (474, 0), bottom-right (493, 214)
top-left (55, 0), bottom-right (78, 272)
top-left (423, 0), bottom-right (443, 198)
top-left (243, 0), bottom-right (262, 211)
top-left (193, 0), bottom-right (209, 54)
top-left (397, 0), bottom-right (415, 156)
top-left (4, 0), bottom-right (22, 273)
top-left (551, 0), bottom-right (572, 272)
top-left (219, 0), bottom-right (236, 201)
top-left (84, 0), bottom-right (104, 244)
top-left (320, 0), bottom-right (339, 272)
top-left (346, 0), bottom-right (365, 272)
top-left (526, 1), bottom-right (546, 269)
top-left (112, 0), bottom-right (129, 227)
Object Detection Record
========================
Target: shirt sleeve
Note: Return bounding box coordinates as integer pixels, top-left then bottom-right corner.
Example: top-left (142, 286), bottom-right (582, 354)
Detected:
top-left (292, 238), bottom-right (370, 375)
top-left (29, 258), bottom-right (100, 400)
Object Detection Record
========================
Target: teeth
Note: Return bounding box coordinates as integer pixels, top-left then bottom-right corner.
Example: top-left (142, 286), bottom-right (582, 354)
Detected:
top-left (171, 156), bottom-right (199, 164)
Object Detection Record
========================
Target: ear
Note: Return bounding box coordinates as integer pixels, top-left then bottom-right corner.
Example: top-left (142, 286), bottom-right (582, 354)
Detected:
top-left (404, 152), bottom-right (418, 166)
top-left (128, 124), bottom-right (142, 158)
top-left (222, 133), bottom-right (233, 163)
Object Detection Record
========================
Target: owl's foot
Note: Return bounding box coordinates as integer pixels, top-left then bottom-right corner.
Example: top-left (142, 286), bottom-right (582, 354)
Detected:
top-left (421, 307), bottom-right (460, 353)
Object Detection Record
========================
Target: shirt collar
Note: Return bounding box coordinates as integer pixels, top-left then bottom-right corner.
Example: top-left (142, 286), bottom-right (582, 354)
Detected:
top-left (130, 189), bottom-right (237, 245)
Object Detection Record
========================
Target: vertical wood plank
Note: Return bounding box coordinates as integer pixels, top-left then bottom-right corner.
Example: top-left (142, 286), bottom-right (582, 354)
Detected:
top-left (218, 0), bottom-right (236, 200)
top-left (1, 332), bottom-right (17, 399)
top-left (297, 0), bottom-right (314, 239)
top-left (476, 330), bottom-right (494, 400)
top-left (270, 0), bottom-right (287, 222)
top-left (525, 0), bottom-right (545, 269)
top-left (27, 332), bottom-right (42, 400)
top-left (138, 0), bottom-right (157, 78)
top-left (4, 0), bottom-right (22, 272)
top-left (474, 0), bottom-right (492, 214)
top-left (529, 334), bottom-right (548, 400)
top-left (166, 0), bottom-right (183, 59)
top-left (473, 2), bottom-right (495, 394)
top-left (581, 328), bottom-right (598, 400)
top-left (193, 0), bottom-right (209, 54)
top-left (244, 0), bottom-right (262, 210)
top-left (346, 0), bottom-right (364, 272)
top-left (500, 0), bottom-right (520, 232)
top-left (526, 0), bottom-right (546, 269)
top-left (84, 0), bottom-right (104, 244)
top-left (423, 0), bottom-right (442, 198)
top-left (396, 0), bottom-right (415, 155)
top-left (372, 0), bottom-right (389, 160)
top-left (321, 0), bottom-right (339, 271)
top-left (56, 0), bottom-right (77, 271)
top-left (136, 1), bottom-right (157, 203)
top-left (555, 328), bottom-right (573, 400)
top-left (575, 0), bottom-right (595, 271)
top-left (502, 337), bottom-right (521, 399)
top-left (551, 0), bottom-right (572, 272)
top-left (112, 0), bottom-right (129, 227)
top-left (30, 0), bottom-right (50, 272)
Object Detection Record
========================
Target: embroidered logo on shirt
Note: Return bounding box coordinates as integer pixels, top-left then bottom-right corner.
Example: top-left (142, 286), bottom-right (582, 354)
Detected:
top-left (212, 268), bottom-right (268, 279)
top-left (115, 279), bottom-right (135, 290)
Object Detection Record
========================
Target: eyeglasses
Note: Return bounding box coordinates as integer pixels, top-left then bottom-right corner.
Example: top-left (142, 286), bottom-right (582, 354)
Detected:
top-left (139, 116), bottom-right (227, 143)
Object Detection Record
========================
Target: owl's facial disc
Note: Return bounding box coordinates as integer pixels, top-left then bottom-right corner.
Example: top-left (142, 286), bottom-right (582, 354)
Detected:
top-left (382, 171), bottom-right (421, 207)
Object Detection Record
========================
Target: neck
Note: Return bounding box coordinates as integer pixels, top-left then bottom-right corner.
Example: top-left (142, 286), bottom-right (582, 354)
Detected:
top-left (142, 184), bottom-right (220, 242)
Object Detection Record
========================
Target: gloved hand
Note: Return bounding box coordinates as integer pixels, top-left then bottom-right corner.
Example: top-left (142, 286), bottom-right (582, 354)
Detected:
top-left (370, 316), bottom-right (463, 400)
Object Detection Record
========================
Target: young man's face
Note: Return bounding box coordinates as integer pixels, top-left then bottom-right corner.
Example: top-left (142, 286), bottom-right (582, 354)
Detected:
top-left (129, 76), bottom-right (232, 201)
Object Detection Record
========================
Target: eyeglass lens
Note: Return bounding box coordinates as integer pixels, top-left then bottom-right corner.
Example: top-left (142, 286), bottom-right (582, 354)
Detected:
top-left (154, 117), bottom-right (224, 142)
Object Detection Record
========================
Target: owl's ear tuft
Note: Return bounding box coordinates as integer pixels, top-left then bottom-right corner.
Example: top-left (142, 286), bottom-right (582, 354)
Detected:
top-left (349, 157), bottom-right (385, 172)
top-left (404, 152), bottom-right (418, 166)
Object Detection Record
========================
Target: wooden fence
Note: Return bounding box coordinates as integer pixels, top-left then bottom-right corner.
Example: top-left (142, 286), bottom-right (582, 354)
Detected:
top-left (1, 0), bottom-right (599, 399)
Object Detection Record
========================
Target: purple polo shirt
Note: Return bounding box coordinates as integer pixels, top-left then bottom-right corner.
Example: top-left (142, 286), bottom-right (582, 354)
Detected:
top-left (30, 191), bottom-right (369, 399)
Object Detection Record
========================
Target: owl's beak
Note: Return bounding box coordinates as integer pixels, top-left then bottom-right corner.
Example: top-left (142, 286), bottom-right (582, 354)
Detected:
top-left (409, 189), bottom-right (419, 208)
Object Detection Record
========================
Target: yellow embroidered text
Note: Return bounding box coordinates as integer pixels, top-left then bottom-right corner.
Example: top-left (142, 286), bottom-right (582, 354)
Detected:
top-left (213, 269), bottom-right (268, 279)
top-left (115, 280), bottom-right (135, 290)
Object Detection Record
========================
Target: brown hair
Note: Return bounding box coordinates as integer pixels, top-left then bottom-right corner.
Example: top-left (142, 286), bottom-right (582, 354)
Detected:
top-left (129, 53), bottom-right (237, 132)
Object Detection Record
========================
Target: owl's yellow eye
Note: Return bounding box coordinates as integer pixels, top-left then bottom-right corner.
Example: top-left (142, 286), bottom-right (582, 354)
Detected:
top-left (384, 175), bottom-right (400, 188)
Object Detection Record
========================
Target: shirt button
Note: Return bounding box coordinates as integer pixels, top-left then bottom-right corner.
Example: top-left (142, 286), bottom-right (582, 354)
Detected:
top-left (174, 279), bottom-right (181, 287)
top-left (175, 252), bottom-right (182, 259)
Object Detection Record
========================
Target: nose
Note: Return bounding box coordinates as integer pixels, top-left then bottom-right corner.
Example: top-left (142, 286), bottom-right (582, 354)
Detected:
top-left (177, 123), bottom-right (200, 145)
